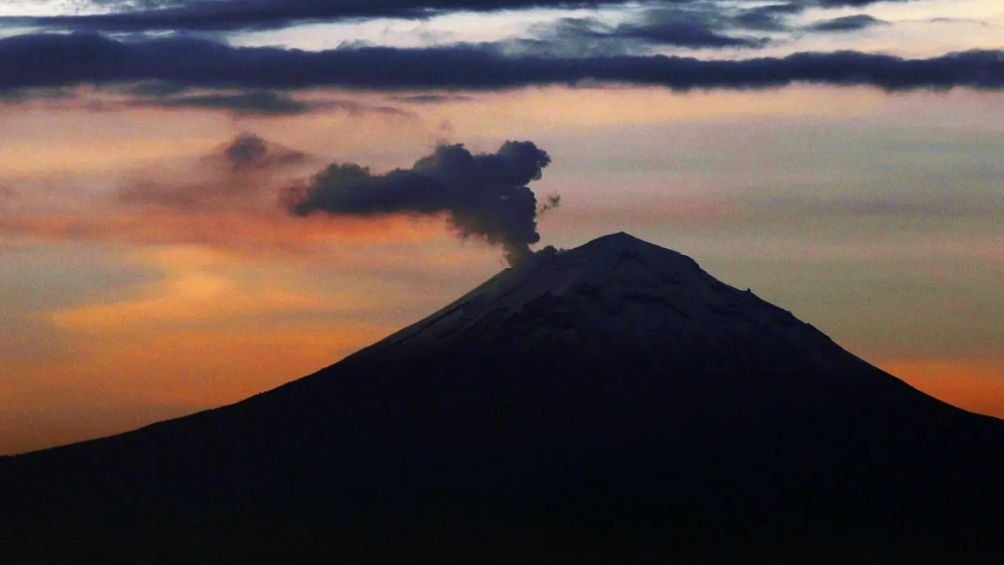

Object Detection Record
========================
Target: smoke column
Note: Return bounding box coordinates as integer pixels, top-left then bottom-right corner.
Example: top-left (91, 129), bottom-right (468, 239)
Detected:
top-left (288, 141), bottom-right (552, 266)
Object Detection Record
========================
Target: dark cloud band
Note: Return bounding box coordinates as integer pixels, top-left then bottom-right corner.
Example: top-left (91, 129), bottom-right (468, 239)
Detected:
top-left (2, 0), bottom-right (913, 32)
top-left (2, 0), bottom-right (627, 32)
top-left (1, 34), bottom-right (1002, 94)
top-left (807, 14), bottom-right (887, 32)
top-left (144, 90), bottom-right (323, 115)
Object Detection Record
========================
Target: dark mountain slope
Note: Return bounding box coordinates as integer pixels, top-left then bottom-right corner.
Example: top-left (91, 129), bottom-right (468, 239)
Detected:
top-left (2, 233), bottom-right (1002, 563)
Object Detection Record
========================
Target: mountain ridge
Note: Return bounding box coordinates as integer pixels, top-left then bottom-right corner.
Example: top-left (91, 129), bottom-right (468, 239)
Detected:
top-left (1, 232), bottom-right (1002, 564)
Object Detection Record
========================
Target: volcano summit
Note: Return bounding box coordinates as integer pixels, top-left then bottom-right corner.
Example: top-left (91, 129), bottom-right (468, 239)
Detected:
top-left (1, 233), bottom-right (1002, 563)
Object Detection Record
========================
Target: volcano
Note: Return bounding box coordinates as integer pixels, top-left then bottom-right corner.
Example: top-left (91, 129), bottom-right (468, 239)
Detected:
top-left (2, 232), bottom-right (1002, 563)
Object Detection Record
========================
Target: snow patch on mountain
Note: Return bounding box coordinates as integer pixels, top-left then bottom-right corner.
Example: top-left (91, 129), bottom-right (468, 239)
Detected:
top-left (376, 233), bottom-right (839, 371)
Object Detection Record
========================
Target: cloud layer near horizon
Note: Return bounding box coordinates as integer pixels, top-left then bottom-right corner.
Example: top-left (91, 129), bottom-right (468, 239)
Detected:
top-left (1, 34), bottom-right (1002, 96)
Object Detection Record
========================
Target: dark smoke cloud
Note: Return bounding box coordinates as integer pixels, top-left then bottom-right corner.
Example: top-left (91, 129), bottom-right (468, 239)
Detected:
top-left (289, 142), bottom-right (552, 266)
top-left (1, 34), bottom-right (1002, 94)
top-left (119, 132), bottom-right (307, 209)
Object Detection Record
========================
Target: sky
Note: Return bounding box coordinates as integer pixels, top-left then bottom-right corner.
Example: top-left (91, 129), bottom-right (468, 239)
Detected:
top-left (0, 0), bottom-right (1002, 455)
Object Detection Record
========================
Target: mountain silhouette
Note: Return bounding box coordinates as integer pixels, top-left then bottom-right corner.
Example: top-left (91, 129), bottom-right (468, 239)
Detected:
top-left (1, 232), bottom-right (1002, 564)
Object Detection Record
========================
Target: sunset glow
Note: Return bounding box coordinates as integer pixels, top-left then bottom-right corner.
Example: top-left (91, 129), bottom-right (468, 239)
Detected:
top-left (1, 0), bottom-right (1002, 455)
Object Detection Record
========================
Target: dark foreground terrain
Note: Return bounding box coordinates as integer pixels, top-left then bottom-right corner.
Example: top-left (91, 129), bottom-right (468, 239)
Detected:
top-left (2, 233), bottom-right (1002, 563)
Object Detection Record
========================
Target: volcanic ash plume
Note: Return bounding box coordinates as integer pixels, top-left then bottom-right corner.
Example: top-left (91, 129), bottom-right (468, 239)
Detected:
top-left (287, 141), bottom-right (553, 266)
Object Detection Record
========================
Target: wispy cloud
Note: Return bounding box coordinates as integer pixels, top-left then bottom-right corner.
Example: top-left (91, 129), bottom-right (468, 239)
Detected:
top-left (807, 14), bottom-right (888, 32)
top-left (122, 87), bottom-right (412, 117)
top-left (513, 9), bottom-right (769, 56)
top-left (136, 90), bottom-right (328, 116)
top-left (0, 133), bottom-right (448, 255)
top-left (0, 0), bottom-right (633, 32)
top-left (117, 132), bottom-right (308, 210)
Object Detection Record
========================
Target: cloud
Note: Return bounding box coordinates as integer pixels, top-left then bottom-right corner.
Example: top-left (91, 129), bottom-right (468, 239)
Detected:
top-left (515, 1), bottom-right (904, 50)
top-left (1, 0), bottom-right (635, 32)
top-left (1, 34), bottom-right (1001, 94)
top-left (388, 94), bottom-right (474, 104)
top-left (122, 86), bottom-right (412, 117)
top-left (0, 85), bottom-right (76, 104)
top-left (1, 0), bottom-right (916, 33)
top-left (0, 132), bottom-right (460, 256)
top-left (814, 0), bottom-right (905, 6)
top-left (118, 133), bottom-right (307, 210)
top-left (807, 14), bottom-right (888, 32)
top-left (0, 82), bottom-right (329, 117)
top-left (85, 1), bottom-right (180, 9)
top-left (138, 90), bottom-right (327, 116)
top-left (735, 3), bottom-right (803, 32)
top-left (514, 8), bottom-right (769, 56)
top-left (611, 8), bottom-right (768, 49)
top-left (510, 18), bottom-right (638, 57)
top-left (288, 141), bottom-right (553, 266)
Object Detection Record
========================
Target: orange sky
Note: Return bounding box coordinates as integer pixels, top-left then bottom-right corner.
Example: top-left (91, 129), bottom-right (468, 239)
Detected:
top-left (1, 85), bottom-right (1003, 454)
